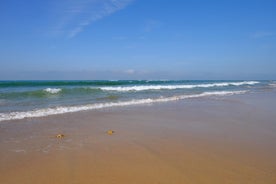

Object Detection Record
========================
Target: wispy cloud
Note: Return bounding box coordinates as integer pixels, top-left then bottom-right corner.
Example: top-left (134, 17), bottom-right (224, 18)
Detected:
top-left (251, 31), bottom-right (276, 39)
top-left (54, 0), bottom-right (134, 38)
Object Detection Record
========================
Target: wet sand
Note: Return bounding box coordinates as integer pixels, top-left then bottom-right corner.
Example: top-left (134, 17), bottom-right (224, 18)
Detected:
top-left (0, 91), bottom-right (276, 184)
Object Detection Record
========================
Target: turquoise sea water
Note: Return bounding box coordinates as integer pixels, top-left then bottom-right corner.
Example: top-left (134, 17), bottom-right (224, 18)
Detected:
top-left (0, 80), bottom-right (275, 121)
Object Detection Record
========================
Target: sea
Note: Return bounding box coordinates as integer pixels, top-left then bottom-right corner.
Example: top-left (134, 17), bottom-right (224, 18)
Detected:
top-left (0, 80), bottom-right (275, 122)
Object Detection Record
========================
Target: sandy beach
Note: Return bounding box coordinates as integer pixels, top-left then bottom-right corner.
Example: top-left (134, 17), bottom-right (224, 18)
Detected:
top-left (1, 91), bottom-right (276, 184)
top-left (1, 0), bottom-right (275, 183)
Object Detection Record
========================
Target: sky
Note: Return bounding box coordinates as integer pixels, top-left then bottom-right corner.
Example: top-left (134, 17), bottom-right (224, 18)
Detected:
top-left (0, 0), bottom-right (276, 80)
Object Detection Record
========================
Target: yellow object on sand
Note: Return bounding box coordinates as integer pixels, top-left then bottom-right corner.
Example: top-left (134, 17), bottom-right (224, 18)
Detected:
top-left (107, 130), bottom-right (115, 135)
top-left (56, 134), bottom-right (65, 138)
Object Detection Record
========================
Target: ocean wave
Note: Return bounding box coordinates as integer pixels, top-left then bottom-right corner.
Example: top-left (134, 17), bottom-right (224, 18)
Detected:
top-left (99, 81), bottom-right (259, 91)
top-left (0, 87), bottom-right (102, 99)
top-left (0, 90), bottom-right (247, 122)
top-left (269, 82), bottom-right (276, 87)
top-left (43, 88), bottom-right (62, 94)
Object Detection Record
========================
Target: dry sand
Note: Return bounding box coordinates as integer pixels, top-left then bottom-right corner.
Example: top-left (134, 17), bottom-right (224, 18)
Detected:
top-left (0, 91), bottom-right (276, 184)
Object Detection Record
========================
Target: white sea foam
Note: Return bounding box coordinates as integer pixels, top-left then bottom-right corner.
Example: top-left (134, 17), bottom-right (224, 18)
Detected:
top-left (0, 90), bottom-right (247, 122)
top-left (43, 88), bottom-right (62, 94)
top-left (99, 81), bottom-right (259, 91)
top-left (269, 83), bottom-right (276, 87)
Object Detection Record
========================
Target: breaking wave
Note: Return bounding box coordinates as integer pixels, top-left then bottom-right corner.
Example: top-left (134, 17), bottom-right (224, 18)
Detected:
top-left (43, 88), bottom-right (62, 94)
top-left (98, 81), bottom-right (259, 91)
top-left (0, 90), bottom-right (247, 122)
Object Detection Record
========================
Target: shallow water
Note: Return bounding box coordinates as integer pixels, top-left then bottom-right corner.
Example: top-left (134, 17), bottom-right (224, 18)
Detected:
top-left (0, 80), bottom-right (274, 121)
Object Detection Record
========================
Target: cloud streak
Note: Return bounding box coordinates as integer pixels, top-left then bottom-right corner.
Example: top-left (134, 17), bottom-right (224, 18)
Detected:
top-left (55, 0), bottom-right (134, 38)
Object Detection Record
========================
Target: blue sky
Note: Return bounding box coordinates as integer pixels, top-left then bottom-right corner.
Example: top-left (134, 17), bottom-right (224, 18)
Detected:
top-left (0, 0), bottom-right (276, 80)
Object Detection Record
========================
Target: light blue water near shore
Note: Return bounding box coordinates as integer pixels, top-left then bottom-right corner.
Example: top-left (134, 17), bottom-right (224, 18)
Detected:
top-left (0, 80), bottom-right (275, 121)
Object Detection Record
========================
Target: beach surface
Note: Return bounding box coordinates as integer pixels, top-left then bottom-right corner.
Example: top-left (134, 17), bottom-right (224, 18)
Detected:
top-left (0, 91), bottom-right (276, 184)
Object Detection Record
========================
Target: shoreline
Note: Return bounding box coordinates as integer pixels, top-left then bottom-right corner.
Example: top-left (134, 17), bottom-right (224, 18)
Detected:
top-left (0, 91), bottom-right (276, 183)
top-left (0, 90), bottom-right (248, 122)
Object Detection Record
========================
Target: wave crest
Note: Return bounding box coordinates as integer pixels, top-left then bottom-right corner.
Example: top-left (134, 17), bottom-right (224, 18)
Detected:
top-left (99, 81), bottom-right (259, 91)
top-left (0, 90), bottom-right (247, 122)
top-left (43, 88), bottom-right (62, 94)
